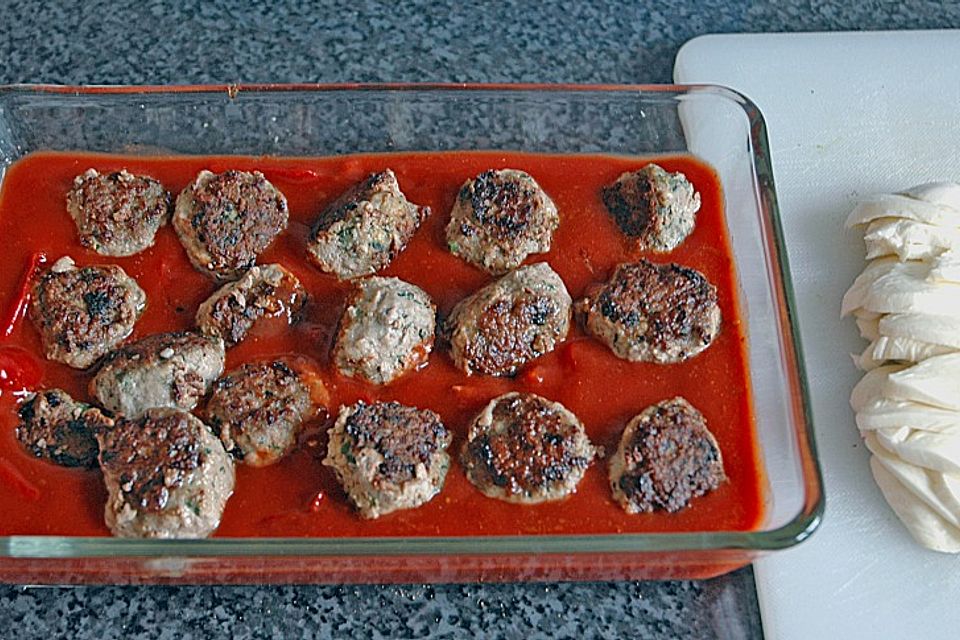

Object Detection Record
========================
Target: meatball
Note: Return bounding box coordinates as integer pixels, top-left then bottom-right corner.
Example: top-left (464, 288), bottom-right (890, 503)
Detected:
top-left (444, 262), bottom-right (572, 376)
top-left (577, 260), bottom-right (721, 363)
top-left (323, 401), bottom-right (451, 519)
top-left (173, 170), bottom-right (289, 279)
top-left (15, 388), bottom-right (113, 468)
top-left (28, 256), bottom-right (146, 369)
top-left (461, 392), bottom-right (597, 504)
top-left (333, 277), bottom-right (436, 385)
top-left (97, 408), bottom-right (235, 538)
top-left (196, 263), bottom-right (307, 347)
top-left (601, 163), bottom-right (701, 252)
top-left (205, 360), bottom-right (322, 467)
top-left (66, 168), bottom-right (171, 256)
top-left (90, 331), bottom-right (225, 417)
top-left (306, 169), bottom-right (430, 280)
top-left (609, 397), bottom-right (726, 513)
top-left (446, 169), bottom-right (559, 274)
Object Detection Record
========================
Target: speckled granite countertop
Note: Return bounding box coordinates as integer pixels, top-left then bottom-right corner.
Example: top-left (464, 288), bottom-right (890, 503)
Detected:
top-left (1, 1), bottom-right (955, 638)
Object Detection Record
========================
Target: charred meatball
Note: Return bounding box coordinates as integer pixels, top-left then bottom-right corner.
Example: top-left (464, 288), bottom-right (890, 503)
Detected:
top-left (97, 408), bottom-right (235, 538)
top-left (333, 277), bottom-right (436, 385)
top-left (445, 262), bottom-right (571, 376)
top-left (206, 360), bottom-right (322, 467)
top-left (461, 392), bottom-right (597, 504)
top-left (66, 168), bottom-right (171, 256)
top-left (306, 170), bottom-right (430, 280)
top-left (323, 401), bottom-right (451, 519)
top-left (28, 256), bottom-right (146, 369)
top-left (173, 170), bottom-right (289, 279)
top-left (90, 331), bottom-right (225, 417)
top-left (196, 263), bottom-right (307, 347)
top-left (577, 260), bottom-right (721, 363)
top-left (16, 388), bottom-right (113, 468)
top-left (446, 169), bottom-right (559, 274)
top-left (609, 397), bottom-right (725, 513)
top-left (602, 164), bottom-right (701, 252)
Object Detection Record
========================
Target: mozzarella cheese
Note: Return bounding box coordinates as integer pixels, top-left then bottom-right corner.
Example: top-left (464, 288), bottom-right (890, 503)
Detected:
top-left (847, 181), bottom-right (960, 552)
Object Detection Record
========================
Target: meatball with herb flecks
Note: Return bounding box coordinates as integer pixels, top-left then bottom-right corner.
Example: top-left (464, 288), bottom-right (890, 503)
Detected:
top-left (609, 397), bottom-right (726, 513)
top-left (577, 260), bottom-right (721, 363)
top-left (602, 164), bottom-right (701, 252)
top-left (306, 169), bottom-right (430, 280)
top-left (461, 392), bottom-right (597, 504)
top-left (90, 331), bottom-right (225, 417)
top-left (446, 169), bottom-right (559, 274)
top-left (333, 276), bottom-right (436, 385)
top-left (97, 408), bottom-right (235, 538)
top-left (28, 256), bottom-right (146, 369)
top-left (173, 170), bottom-right (288, 280)
top-left (66, 169), bottom-right (171, 256)
top-left (323, 401), bottom-right (451, 519)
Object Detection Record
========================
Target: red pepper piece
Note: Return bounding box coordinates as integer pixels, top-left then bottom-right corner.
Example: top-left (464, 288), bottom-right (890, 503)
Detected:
top-left (1, 252), bottom-right (47, 339)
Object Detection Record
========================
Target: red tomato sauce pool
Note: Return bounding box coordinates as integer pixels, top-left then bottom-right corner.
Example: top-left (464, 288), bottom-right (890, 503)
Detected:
top-left (0, 151), bottom-right (765, 537)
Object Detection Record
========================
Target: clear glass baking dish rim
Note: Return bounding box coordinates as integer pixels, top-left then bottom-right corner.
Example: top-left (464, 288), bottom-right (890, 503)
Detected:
top-left (0, 82), bottom-right (823, 559)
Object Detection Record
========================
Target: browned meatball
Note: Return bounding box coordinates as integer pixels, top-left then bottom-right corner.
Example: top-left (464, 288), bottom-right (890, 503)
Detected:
top-left (16, 388), bottom-right (113, 468)
top-left (173, 170), bottom-right (289, 279)
top-left (195, 263), bottom-right (307, 347)
top-left (97, 408), bottom-right (235, 538)
top-left (66, 169), bottom-right (171, 256)
top-left (28, 257), bottom-right (146, 369)
top-left (90, 331), bottom-right (225, 417)
top-left (461, 392), bottom-right (597, 504)
top-left (602, 164), bottom-right (701, 252)
top-left (446, 169), bottom-right (559, 274)
top-left (323, 401), bottom-right (451, 519)
top-left (306, 170), bottom-right (430, 280)
top-left (206, 360), bottom-right (322, 467)
top-left (609, 397), bottom-right (726, 513)
top-left (444, 262), bottom-right (572, 376)
top-left (577, 260), bottom-right (721, 363)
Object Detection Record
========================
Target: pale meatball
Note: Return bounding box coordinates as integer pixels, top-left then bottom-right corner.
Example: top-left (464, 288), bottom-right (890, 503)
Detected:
top-left (333, 277), bottom-right (436, 385)
top-left (205, 360), bottom-right (321, 466)
top-left (28, 256), bottom-right (146, 369)
top-left (306, 170), bottom-right (430, 280)
top-left (601, 163), bottom-right (701, 252)
top-left (97, 408), bottom-right (235, 538)
top-left (323, 401), bottom-right (451, 519)
top-left (66, 168), bottom-right (171, 256)
top-left (90, 331), bottom-right (225, 417)
top-left (196, 263), bottom-right (307, 347)
top-left (461, 392), bottom-right (597, 504)
top-left (444, 262), bottom-right (571, 376)
top-left (609, 397), bottom-right (726, 513)
top-left (446, 169), bottom-right (559, 274)
top-left (577, 260), bottom-right (721, 363)
top-left (173, 170), bottom-right (289, 279)
top-left (16, 388), bottom-right (113, 468)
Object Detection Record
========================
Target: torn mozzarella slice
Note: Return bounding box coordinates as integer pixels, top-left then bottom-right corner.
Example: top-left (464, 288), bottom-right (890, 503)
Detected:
top-left (842, 259), bottom-right (960, 317)
top-left (864, 217), bottom-right (960, 261)
top-left (886, 353), bottom-right (960, 410)
top-left (902, 182), bottom-right (960, 211)
top-left (847, 193), bottom-right (960, 228)
top-left (865, 432), bottom-right (960, 529)
top-left (855, 312), bottom-right (882, 341)
top-left (856, 397), bottom-right (960, 433)
top-left (876, 426), bottom-right (960, 475)
top-left (878, 313), bottom-right (960, 350)
top-left (856, 335), bottom-right (956, 370)
top-left (870, 456), bottom-right (960, 553)
top-left (850, 365), bottom-right (907, 412)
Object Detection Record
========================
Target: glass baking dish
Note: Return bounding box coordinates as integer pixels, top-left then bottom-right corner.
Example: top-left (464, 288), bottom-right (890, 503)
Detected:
top-left (0, 84), bottom-right (822, 584)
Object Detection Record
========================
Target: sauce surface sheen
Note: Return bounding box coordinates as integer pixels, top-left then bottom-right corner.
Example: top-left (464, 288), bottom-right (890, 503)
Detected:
top-left (0, 151), bottom-right (764, 537)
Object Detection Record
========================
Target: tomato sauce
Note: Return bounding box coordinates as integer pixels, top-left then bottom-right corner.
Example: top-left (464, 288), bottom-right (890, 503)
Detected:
top-left (0, 151), bottom-right (764, 537)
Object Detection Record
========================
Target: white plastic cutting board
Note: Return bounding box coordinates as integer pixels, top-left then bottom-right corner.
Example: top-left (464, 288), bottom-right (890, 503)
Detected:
top-left (675, 31), bottom-right (960, 639)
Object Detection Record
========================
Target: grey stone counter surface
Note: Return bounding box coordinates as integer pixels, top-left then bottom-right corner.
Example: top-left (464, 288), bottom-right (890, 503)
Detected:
top-left (2, 1), bottom-right (958, 638)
